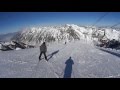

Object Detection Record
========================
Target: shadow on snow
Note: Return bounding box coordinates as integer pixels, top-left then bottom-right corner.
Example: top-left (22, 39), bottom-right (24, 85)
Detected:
top-left (63, 57), bottom-right (74, 78)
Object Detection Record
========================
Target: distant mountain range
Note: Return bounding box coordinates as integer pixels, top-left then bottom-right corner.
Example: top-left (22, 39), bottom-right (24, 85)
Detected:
top-left (0, 32), bottom-right (17, 42)
top-left (0, 24), bottom-right (120, 45)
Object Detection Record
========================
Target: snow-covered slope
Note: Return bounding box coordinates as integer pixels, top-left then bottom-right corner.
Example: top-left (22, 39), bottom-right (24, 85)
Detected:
top-left (11, 24), bottom-right (120, 45)
top-left (0, 40), bottom-right (120, 78)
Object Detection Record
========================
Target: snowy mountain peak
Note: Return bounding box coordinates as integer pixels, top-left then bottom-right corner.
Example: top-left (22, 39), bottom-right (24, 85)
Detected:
top-left (10, 24), bottom-right (120, 45)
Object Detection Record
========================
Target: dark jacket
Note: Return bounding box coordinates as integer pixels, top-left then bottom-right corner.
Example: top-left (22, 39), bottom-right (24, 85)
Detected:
top-left (40, 42), bottom-right (47, 52)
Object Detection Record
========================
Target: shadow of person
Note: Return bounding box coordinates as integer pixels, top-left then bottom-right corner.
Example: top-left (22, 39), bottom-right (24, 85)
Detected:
top-left (47, 50), bottom-right (59, 61)
top-left (63, 57), bottom-right (74, 78)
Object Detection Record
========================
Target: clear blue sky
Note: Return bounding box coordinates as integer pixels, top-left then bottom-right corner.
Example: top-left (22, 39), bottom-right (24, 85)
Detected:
top-left (0, 12), bottom-right (120, 34)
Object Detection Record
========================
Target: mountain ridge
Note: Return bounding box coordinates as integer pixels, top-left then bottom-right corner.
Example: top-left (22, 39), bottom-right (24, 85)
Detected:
top-left (1, 24), bottom-right (120, 45)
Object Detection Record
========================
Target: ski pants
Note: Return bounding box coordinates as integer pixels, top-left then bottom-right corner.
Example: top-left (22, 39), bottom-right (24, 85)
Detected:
top-left (39, 52), bottom-right (47, 60)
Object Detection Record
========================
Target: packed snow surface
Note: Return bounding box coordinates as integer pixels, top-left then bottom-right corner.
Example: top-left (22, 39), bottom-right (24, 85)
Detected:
top-left (0, 40), bottom-right (120, 78)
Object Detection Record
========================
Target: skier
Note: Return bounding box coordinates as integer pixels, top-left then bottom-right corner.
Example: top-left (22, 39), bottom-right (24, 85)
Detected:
top-left (39, 42), bottom-right (47, 61)
top-left (65, 41), bottom-right (66, 44)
